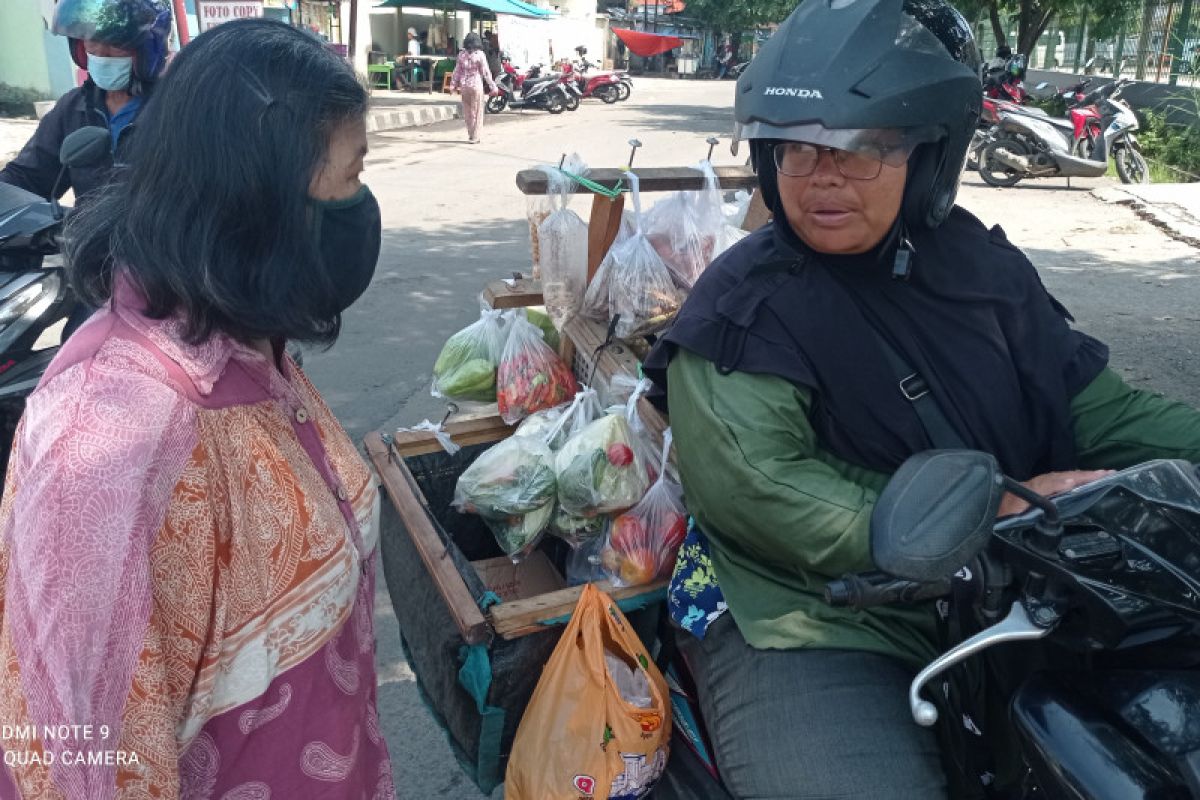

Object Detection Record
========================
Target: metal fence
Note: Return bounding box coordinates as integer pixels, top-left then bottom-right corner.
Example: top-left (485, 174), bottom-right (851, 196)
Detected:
top-left (972, 0), bottom-right (1200, 86)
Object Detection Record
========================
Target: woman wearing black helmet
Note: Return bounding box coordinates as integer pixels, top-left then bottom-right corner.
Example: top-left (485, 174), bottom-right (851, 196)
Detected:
top-left (645, 0), bottom-right (1200, 797)
top-left (0, 0), bottom-right (171, 203)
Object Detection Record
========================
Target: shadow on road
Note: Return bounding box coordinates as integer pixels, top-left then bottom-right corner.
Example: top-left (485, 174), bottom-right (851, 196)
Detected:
top-left (301, 218), bottom-right (532, 443)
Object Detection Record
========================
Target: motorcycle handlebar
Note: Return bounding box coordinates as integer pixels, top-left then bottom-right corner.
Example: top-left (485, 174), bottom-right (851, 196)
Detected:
top-left (824, 571), bottom-right (953, 610)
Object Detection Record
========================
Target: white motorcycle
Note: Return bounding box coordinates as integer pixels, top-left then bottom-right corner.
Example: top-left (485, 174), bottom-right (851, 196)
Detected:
top-left (977, 78), bottom-right (1149, 187)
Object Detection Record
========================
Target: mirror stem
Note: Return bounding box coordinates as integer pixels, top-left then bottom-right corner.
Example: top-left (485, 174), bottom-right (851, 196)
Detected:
top-left (1002, 476), bottom-right (1064, 553)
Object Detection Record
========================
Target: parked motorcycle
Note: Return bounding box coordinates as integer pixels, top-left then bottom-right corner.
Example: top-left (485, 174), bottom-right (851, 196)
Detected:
top-left (561, 60), bottom-right (622, 104)
top-left (0, 126), bottom-right (109, 478)
top-left (966, 79), bottom-right (1100, 171)
top-left (574, 47), bottom-right (632, 101)
top-left (977, 78), bottom-right (1149, 187)
top-left (660, 451), bottom-right (1200, 798)
top-left (487, 58), bottom-right (570, 115)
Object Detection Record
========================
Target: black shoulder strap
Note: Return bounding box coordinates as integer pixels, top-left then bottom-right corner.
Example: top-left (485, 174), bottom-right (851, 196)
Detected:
top-left (870, 329), bottom-right (968, 450)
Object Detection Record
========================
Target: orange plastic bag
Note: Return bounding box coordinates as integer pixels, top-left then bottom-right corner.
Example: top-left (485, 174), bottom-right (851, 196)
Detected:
top-left (505, 584), bottom-right (671, 800)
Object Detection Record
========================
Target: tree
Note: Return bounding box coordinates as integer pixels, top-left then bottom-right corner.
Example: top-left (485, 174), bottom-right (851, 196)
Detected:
top-left (678, 0), bottom-right (796, 35)
top-left (956, 0), bottom-right (1140, 57)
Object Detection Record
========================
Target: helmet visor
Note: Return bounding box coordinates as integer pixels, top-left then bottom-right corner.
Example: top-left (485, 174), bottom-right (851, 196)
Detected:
top-left (736, 122), bottom-right (940, 166)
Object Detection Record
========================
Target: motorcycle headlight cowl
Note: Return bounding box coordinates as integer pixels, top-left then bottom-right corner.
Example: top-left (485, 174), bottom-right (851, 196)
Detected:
top-left (0, 272), bottom-right (62, 356)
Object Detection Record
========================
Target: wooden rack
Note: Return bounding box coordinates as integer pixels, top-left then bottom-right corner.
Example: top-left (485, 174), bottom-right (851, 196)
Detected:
top-left (367, 161), bottom-right (768, 644)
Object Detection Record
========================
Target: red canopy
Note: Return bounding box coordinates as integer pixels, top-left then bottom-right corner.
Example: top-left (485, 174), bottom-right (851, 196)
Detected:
top-left (612, 28), bottom-right (685, 58)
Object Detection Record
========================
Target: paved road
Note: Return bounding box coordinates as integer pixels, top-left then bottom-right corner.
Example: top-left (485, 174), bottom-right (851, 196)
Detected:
top-left (298, 78), bottom-right (1199, 798)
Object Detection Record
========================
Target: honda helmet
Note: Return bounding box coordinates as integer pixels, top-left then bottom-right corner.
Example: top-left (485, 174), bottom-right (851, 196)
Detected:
top-left (735, 0), bottom-right (982, 229)
top-left (53, 0), bottom-right (172, 85)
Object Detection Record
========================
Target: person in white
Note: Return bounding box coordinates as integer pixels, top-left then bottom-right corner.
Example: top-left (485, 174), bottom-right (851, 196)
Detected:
top-left (402, 27), bottom-right (422, 87)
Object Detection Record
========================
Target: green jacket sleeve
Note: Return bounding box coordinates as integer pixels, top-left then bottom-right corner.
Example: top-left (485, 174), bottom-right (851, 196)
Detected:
top-left (1072, 368), bottom-right (1200, 468)
top-left (666, 349), bottom-right (886, 579)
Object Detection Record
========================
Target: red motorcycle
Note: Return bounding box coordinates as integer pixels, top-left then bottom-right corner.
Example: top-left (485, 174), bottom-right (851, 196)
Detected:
top-left (574, 46), bottom-right (632, 101)
top-left (560, 60), bottom-right (622, 104)
top-left (967, 79), bottom-right (1101, 170)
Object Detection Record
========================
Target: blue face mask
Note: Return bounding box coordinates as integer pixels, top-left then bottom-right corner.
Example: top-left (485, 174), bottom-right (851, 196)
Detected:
top-left (88, 55), bottom-right (134, 92)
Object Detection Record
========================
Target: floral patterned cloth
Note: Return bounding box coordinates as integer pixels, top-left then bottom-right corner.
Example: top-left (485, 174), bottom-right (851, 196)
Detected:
top-left (0, 276), bottom-right (393, 799)
top-left (451, 50), bottom-right (497, 93)
top-left (667, 521), bottom-right (728, 640)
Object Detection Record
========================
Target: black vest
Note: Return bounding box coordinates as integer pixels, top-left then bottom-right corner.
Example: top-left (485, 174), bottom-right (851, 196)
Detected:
top-left (644, 207), bottom-right (1108, 480)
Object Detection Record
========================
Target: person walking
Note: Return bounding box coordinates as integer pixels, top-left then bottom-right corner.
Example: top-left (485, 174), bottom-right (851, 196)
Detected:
top-left (452, 32), bottom-right (499, 144)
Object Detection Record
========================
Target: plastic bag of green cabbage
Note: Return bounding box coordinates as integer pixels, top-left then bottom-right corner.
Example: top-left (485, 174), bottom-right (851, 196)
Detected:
top-left (452, 436), bottom-right (557, 560)
top-left (556, 414), bottom-right (650, 518)
top-left (432, 308), bottom-right (506, 403)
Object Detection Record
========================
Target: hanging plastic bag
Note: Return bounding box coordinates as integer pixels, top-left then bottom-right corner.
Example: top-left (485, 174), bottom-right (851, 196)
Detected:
top-left (713, 221), bottom-right (750, 262)
top-left (431, 307), bottom-right (506, 403)
top-left (523, 306), bottom-right (561, 352)
top-left (542, 388), bottom-right (612, 546)
top-left (514, 403), bottom-right (570, 446)
top-left (505, 583), bottom-right (671, 800)
top-left (618, 377), bottom-right (673, 485)
top-left (556, 412), bottom-right (650, 518)
top-left (601, 429), bottom-right (687, 588)
top-left (496, 312), bottom-right (580, 425)
top-left (453, 435), bottom-right (557, 561)
top-left (642, 161), bottom-right (727, 290)
top-left (602, 372), bottom-right (642, 409)
top-left (723, 189), bottom-right (752, 228)
top-left (583, 172), bottom-right (681, 339)
top-left (537, 156), bottom-right (591, 331)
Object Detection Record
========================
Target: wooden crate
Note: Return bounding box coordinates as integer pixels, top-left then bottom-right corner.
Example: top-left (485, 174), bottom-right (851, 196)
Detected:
top-left (364, 425), bottom-right (667, 794)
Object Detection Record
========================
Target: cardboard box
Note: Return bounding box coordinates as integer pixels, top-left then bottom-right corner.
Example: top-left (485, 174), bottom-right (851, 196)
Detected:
top-left (472, 551), bottom-right (566, 603)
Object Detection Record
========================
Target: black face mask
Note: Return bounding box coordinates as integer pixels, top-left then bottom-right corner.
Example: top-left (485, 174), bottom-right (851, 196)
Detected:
top-left (312, 186), bottom-right (382, 313)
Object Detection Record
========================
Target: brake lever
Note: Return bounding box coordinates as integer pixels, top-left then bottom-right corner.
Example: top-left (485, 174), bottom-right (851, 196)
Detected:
top-left (908, 600), bottom-right (1053, 727)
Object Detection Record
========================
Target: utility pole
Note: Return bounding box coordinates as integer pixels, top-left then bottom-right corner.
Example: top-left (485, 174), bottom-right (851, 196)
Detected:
top-left (172, 0), bottom-right (189, 44)
top-left (349, 0), bottom-right (359, 65)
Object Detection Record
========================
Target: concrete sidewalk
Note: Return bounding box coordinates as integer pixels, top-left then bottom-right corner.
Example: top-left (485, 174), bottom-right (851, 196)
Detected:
top-left (367, 90), bottom-right (460, 133)
top-left (1094, 183), bottom-right (1200, 247)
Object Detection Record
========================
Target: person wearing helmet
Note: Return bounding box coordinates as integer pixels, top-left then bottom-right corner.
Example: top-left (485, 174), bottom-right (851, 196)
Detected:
top-left (982, 42), bottom-right (1012, 81)
top-left (0, 0), bottom-right (171, 203)
top-left (645, 0), bottom-right (1200, 797)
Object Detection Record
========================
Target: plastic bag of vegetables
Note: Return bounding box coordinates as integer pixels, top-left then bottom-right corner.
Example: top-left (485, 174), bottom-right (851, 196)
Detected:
top-left (536, 157), bottom-right (590, 331)
top-left (555, 412), bottom-right (650, 519)
top-left (540, 388), bottom-right (609, 546)
top-left (496, 312), bottom-right (579, 425)
top-left (581, 172), bottom-right (681, 339)
top-left (601, 429), bottom-right (687, 587)
top-left (431, 308), bottom-right (506, 403)
top-left (453, 435), bottom-right (558, 561)
top-left (644, 160), bottom-right (739, 290)
top-left (522, 307), bottom-right (561, 353)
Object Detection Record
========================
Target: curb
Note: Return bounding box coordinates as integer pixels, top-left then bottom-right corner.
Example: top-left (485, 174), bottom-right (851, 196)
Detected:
top-left (1092, 186), bottom-right (1200, 250)
top-left (366, 103), bottom-right (460, 133)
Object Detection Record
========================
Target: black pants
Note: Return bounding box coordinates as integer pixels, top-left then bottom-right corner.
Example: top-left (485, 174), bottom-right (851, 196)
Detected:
top-left (677, 614), bottom-right (949, 800)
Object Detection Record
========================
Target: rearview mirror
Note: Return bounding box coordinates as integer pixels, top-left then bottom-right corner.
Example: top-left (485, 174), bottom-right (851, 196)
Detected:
top-left (871, 450), bottom-right (1005, 582)
top-left (59, 127), bottom-right (110, 170)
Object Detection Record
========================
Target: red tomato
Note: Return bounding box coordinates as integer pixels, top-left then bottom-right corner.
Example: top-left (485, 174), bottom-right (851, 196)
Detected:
top-left (610, 514), bottom-right (646, 552)
top-left (659, 514), bottom-right (687, 551)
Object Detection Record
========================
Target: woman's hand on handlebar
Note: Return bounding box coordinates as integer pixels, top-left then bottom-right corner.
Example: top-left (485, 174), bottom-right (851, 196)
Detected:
top-left (998, 470), bottom-right (1114, 517)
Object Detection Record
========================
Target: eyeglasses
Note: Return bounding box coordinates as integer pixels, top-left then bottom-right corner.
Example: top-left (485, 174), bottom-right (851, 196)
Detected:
top-left (772, 141), bottom-right (904, 181)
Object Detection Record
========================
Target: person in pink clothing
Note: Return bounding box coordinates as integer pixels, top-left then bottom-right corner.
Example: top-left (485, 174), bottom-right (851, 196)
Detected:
top-left (0, 18), bottom-right (395, 800)
top-left (452, 32), bottom-right (499, 144)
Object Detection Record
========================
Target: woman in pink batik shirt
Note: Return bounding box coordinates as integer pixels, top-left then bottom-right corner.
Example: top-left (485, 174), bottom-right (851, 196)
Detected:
top-left (0, 19), bottom-right (396, 800)
top-left (452, 32), bottom-right (499, 144)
